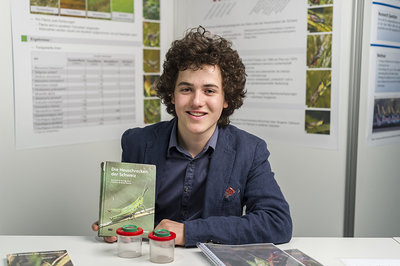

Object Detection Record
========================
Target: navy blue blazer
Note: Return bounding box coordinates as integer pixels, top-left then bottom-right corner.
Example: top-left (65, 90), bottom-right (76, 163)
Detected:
top-left (121, 119), bottom-right (292, 247)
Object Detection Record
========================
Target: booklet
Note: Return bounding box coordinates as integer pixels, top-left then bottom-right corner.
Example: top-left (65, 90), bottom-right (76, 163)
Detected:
top-left (6, 250), bottom-right (73, 266)
top-left (285, 249), bottom-right (323, 266)
top-left (98, 161), bottom-right (156, 237)
top-left (197, 242), bottom-right (307, 266)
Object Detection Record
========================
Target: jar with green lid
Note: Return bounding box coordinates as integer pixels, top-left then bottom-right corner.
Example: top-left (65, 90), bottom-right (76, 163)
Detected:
top-left (148, 229), bottom-right (176, 263)
top-left (116, 225), bottom-right (143, 258)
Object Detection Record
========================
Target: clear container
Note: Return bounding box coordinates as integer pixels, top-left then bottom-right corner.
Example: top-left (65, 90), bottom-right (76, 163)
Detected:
top-left (116, 225), bottom-right (143, 258)
top-left (148, 229), bottom-right (176, 263)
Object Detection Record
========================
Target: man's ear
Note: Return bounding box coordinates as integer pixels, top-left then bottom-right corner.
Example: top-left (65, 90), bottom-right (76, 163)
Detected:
top-left (223, 100), bottom-right (228, 109)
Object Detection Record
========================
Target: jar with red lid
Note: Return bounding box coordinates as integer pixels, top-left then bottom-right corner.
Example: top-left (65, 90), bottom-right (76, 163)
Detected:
top-left (116, 225), bottom-right (143, 258)
top-left (148, 229), bottom-right (176, 263)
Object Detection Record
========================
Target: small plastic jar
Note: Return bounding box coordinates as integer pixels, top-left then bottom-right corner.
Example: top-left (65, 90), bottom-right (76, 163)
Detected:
top-left (116, 225), bottom-right (143, 258)
top-left (148, 229), bottom-right (176, 263)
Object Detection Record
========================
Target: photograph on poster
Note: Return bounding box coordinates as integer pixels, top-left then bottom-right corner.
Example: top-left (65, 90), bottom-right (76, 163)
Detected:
top-left (87, 0), bottom-right (111, 14)
top-left (305, 110), bottom-right (330, 135)
top-left (306, 70), bottom-right (331, 108)
top-left (143, 49), bottom-right (160, 73)
top-left (373, 98), bottom-right (400, 133)
top-left (143, 75), bottom-right (159, 97)
top-left (308, 0), bottom-right (333, 6)
top-left (307, 34), bottom-right (332, 68)
top-left (307, 6), bottom-right (333, 32)
top-left (144, 99), bottom-right (161, 124)
top-left (143, 0), bottom-right (160, 20)
top-left (143, 22), bottom-right (160, 47)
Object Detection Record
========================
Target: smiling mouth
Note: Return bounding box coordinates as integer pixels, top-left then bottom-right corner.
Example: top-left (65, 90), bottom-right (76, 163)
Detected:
top-left (187, 111), bottom-right (206, 117)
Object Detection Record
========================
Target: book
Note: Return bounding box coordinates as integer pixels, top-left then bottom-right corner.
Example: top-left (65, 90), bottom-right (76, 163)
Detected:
top-left (197, 242), bottom-right (316, 266)
top-left (98, 161), bottom-right (156, 237)
top-left (6, 250), bottom-right (73, 266)
top-left (284, 249), bottom-right (323, 266)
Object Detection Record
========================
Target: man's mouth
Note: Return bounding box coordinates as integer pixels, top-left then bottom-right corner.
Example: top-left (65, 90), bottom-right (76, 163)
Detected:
top-left (187, 111), bottom-right (206, 117)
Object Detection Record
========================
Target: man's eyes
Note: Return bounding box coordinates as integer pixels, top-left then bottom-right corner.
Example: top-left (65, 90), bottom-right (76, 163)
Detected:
top-left (179, 87), bottom-right (191, 92)
top-left (178, 88), bottom-right (217, 94)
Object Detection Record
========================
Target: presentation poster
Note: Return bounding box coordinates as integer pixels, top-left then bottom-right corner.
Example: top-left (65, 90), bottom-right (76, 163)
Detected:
top-left (178, 0), bottom-right (340, 149)
top-left (11, 0), bottom-right (164, 149)
top-left (367, 0), bottom-right (400, 145)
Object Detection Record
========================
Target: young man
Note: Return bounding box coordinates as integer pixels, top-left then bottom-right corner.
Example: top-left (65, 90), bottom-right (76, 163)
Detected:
top-left (93, 26), bottom-right (292, 247)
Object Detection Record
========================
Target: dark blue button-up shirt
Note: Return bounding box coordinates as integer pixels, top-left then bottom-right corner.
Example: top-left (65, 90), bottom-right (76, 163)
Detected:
top-left (155, 121), bottom-right (218, 225)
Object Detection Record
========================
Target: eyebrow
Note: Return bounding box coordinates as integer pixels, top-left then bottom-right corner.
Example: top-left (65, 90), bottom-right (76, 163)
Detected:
top-left (176, 81), bottom-right (220, 89)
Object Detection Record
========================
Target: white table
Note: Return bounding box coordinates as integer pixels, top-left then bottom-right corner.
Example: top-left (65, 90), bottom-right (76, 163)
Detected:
top-left (278, 237), bottom-right (400, 266)
top-left (0, 235), bottom-right (209, 266)
top-left (2, 236), bottom-right (400, 265)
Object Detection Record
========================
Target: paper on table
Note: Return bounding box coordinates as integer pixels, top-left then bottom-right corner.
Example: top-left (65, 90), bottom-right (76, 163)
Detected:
top-left (341, 258), bottom-right (400, 266)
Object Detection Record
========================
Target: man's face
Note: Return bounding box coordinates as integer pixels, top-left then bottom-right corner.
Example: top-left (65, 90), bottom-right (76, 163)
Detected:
top-left (172, 65), bottom-right (228, 142)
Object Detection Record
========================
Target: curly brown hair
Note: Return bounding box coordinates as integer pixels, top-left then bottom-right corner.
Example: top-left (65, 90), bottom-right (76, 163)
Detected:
top-left (156, 26), bottom-right (246, 127)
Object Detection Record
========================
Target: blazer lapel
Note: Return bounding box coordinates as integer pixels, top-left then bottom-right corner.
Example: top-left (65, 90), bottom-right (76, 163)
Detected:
top-left (203, 127), bottom-right (236, 217)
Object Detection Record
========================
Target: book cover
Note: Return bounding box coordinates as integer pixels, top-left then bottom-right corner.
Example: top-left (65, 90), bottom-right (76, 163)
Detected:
top-left (98, 161), bottom-right (156, 237)
top-left (197, 242), bottom-right (305, 266)
top-left (6, 250), bottom-right (73, 266)
top-left (284, 249), bottom-right (323, 266)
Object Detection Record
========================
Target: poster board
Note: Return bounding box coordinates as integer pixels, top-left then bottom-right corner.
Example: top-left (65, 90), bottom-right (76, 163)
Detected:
top-left (174, 0), bottom-right (340, 149)
top-left (11, 0), bottom-right (167, 149)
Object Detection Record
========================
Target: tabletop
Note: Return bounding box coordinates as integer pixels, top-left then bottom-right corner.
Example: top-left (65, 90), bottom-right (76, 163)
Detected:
top-left (2, 235), bottom-right (400, 265)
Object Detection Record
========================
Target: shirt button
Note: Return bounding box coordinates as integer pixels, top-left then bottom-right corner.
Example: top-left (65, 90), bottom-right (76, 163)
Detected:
top-left (184, 186), bottom-right (189, 192)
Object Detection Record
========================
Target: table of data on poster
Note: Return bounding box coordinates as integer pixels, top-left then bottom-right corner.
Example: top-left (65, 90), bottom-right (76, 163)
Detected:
top-left (32, 52), bottom-right (135, 133)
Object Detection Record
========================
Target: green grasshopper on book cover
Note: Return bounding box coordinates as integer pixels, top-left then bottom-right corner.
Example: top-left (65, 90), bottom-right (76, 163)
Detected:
top-left (98, 161), bottom-right (156, 237)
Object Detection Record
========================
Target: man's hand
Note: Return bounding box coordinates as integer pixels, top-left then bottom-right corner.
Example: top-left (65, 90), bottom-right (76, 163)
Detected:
top-left (155, 219), bottom-right (186, 246)
top-left (91, 221), bottom-right (117, 243)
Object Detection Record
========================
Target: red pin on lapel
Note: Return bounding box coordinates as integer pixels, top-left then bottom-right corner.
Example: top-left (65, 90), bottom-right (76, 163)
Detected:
top-left (224, 187), bottom-right (235, 198)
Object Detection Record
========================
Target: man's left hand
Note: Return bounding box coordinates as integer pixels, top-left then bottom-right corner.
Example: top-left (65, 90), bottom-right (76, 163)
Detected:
top-left (154, 219), bottom-right (186, 246)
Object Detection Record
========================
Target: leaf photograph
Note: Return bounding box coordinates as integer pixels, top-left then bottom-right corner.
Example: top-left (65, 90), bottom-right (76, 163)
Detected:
top-left (305, 110), bottom-right (330, 135)
top-left (306, 70), bottom-right (331, 108)
top-left (143, 22), bottom-right (160, 47)
top-left (143, 49), bottom-right (160, 73)
top-left (87, 0), bottom-right (111, 13)
top-left (143, 75), bottom-right (159, 97)
top-left (144, 99), bottom-right (161, 124)
top-left (307, 34), bottom-right (332, 68)
top-left (112, 0), bottom-right (134, 13)
top-left (60, 0), bottom-right (86, 10)
top-left (143, 0), bottom-right (160, 20)
top-left (308, 0), bottom-right (333, 6)
top-left (308, 7), bottom-right (333, 32)
top-left (30, 0), bottom-right (58, 7)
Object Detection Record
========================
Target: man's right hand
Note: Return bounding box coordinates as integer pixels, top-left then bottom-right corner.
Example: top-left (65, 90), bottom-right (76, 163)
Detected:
top-left (91, 221), bottom-right (117, 243)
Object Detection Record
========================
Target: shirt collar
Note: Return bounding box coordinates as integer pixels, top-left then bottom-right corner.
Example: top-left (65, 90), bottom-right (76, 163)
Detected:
top-left (168, 119), bottom-right (219, 157)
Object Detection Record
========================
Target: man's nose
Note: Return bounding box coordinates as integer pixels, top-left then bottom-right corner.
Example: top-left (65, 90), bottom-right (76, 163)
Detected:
top-left (191, 90), bottom-right (204, 106)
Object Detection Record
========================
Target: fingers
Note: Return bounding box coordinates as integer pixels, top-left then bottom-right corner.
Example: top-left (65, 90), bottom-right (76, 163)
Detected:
top-left (155, 219), bottom-right (185, 246)
top-left (91, 221), bottom-right (99, 231)
top-left (92, 221), bottom-right (117, 243)
top-left (104, 236), bottom-right (118, 243)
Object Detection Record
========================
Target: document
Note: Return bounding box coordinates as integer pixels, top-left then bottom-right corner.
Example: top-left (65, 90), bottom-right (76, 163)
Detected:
top-left (367, 0), bottom-right (400, 145)
top-left (11, 1), bottom-right (164, 149)
top-left (178, 0), bottom-right (340, 148)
